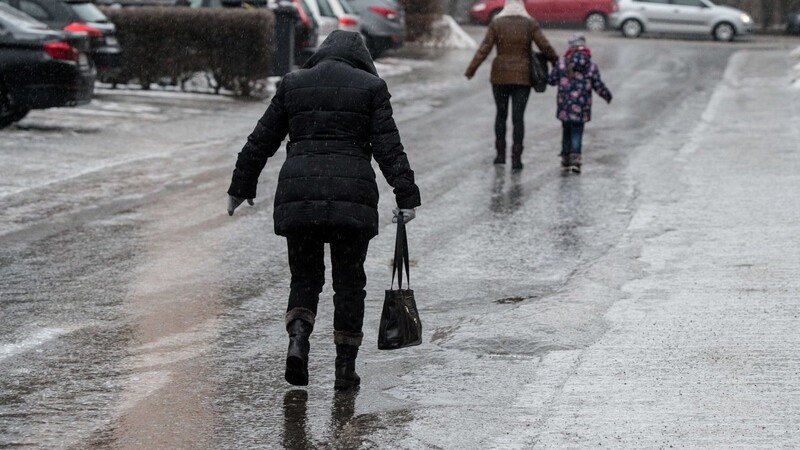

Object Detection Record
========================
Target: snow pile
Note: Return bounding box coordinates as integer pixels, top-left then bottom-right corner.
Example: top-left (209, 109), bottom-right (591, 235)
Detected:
top-left (413, 15), bottom-right (478, 50)
top-left (374, 61), bottom-right (414, 78)
top-left (792, 46), bottom-right (800, 88)
top-left (95, 73), bottom-right (279, 98)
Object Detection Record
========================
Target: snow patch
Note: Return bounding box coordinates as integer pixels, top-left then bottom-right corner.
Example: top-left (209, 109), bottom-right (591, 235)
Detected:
top-left (0, 327), bottom-right (74, 362)
top-left (374, 57), bottom-right (434, 77)
top-left (375, 61), bottom-right (414, 78)
top-left (95, 86), bottom-right (238, 101)
top-left (414, 15), bottom-right (478, 49)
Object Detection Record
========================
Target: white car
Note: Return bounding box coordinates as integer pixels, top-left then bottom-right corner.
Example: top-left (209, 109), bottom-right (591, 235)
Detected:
top-left (304, 0), bottom-right (361, 42)
top-left (609, 0), bottom-right (753, 41)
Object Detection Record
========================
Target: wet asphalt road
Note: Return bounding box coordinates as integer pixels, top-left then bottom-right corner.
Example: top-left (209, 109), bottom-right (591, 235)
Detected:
top-left (1, 29), bottom-right (799, 448)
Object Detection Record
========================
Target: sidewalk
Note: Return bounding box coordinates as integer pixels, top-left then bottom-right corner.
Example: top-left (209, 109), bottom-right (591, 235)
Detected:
top-left (529, 49), bottom-right (800, 447)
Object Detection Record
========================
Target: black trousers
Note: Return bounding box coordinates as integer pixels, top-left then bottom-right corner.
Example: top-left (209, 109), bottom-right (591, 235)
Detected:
top-left (286, 233), bottom-right (370, 335)
top-left (492, 84), bottom-right (531, 145)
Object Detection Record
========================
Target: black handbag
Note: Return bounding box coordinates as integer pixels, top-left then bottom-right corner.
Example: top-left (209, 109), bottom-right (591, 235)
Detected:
top-left (377, 213), bottom-right (422, 350)
top-left (528, 21), bottom-right (549, 93)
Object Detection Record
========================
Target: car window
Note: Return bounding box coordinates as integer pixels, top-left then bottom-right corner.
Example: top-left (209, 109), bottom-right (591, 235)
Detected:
top-left (316, 0), bottom-right (336, 17)
top-left (297, 0), bottom-right (313, 16)
top-left (338, 0), bottom-right (355, 14)
top-left (671, 0), bottom-right (703, 6)
top-left (18, 0), bottom-right (51, 21)
top-left (69, 3), bottom-right (108, 22)
top-left (0, 3), bottom-right (48, 28)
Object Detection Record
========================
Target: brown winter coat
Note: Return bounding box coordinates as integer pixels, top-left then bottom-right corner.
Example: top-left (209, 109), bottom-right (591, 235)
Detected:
top-left (465, 16), bottom-right (558, 86)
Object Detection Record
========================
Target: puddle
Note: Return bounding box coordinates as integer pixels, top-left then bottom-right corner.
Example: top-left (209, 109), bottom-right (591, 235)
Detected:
top-left (494, 295), bottom-right (536, 305)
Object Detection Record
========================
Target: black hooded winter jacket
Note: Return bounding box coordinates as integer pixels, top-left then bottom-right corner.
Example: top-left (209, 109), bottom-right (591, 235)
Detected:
top-left (228, 31), bottom-right (421, 238)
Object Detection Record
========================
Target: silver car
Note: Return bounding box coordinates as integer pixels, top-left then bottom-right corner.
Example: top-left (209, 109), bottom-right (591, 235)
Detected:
top-left (609, 0), bottom-right (753, 41)
top-left (305, 0), bottom-right (361, 44)
top-left (346, 0), bottom-right (406, 57)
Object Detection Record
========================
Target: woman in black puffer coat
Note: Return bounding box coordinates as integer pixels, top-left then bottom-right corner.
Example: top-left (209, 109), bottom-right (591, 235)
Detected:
top-left (227, 31), bottom-right (421, 390)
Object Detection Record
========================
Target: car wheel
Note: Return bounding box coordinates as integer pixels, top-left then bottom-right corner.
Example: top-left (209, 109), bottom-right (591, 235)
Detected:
top-left (0, 86), bottom-right (28, 129)
top-left (585, 13), bottom-right (607, 31)
top-left (713, 22), bottom-right (735, 41)
top-left (621, 19), bottom-right (643, 38)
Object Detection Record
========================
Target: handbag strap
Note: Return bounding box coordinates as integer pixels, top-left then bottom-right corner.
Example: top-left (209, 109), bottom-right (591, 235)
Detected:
top-left (391, 212), bottom-right (411, 289)
top-left (527, 18), bottom-right (533, 51)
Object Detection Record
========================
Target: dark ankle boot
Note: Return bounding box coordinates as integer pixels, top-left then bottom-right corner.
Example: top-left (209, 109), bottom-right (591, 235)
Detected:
top-left (569, 153), bottom-right (582, 174)
top-left (511, 144), bottom-right (524, 170)
top-left (334, 344), bottom-right (360, 390)
top-left (493, 140), bottom-right (506, 164)
top-left (560, 154), bottom-right (570, 169)
top-left (285, 318), bottom-right (313, 386)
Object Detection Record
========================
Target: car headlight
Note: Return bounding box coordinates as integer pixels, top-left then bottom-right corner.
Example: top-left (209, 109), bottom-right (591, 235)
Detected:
top-left (472, 3), bottom-right (487, 11)
top-left (740, 13), bottom-right (752, 23)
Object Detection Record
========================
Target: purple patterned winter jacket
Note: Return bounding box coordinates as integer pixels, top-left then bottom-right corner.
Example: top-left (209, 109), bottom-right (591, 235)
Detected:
top-left (547, 49), bottom-right (612, 123)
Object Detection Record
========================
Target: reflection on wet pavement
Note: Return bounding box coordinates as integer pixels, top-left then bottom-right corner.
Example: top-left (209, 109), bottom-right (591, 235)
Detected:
top-left (554, 174), bottom-right (586, 253)
top-left (489, 166), bottom-right (525, 216)
top-left (282, 390), bottom-right (312, 450)
top-left (281, 388), bottom-right (364, 449)
top-left (329, 390), bottom-right (359, 446)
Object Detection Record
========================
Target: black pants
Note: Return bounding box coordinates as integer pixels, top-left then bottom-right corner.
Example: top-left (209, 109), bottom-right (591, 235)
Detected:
top-left (286, 233), bottom-right (370, 335)
top-left (492, 84), bottom-right (531, 145)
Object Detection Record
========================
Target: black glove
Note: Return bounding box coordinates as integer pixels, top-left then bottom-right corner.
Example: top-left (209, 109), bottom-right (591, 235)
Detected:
top-left (227, 195), bottom-right (254, 216)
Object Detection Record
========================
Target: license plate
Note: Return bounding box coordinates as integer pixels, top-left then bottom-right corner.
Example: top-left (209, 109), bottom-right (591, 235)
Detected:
top-left (79, 53), bottom-right (89, 68)
top-left (105, 36), bottom-right (118, 46)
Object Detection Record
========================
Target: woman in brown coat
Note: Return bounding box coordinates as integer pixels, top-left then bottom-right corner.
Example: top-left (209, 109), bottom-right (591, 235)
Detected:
top-left (465, 0), bottom-right (558, 169)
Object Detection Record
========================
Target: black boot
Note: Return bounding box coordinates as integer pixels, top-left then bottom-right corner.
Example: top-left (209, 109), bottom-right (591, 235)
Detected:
top-left (493, 140), bottom-right (506, 165)
top-left (285, 318), bottom-right (313, 386)
top-left (569, 153), bottom-right (582, 174)
top-left (511, 144), bottom-right (524, 170)
top-left (334, 344), bottom-right (360, 391)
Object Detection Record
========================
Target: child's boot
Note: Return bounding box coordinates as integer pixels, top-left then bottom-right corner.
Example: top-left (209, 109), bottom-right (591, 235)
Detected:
top-left (560, 154), bottom-right (570, 171)
top-left (569, 154), bottom-right (582, 174)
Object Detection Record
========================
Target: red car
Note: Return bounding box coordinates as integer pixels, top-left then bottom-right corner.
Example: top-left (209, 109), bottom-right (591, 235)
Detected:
top-left (469, 0), bottom-right (617, 31)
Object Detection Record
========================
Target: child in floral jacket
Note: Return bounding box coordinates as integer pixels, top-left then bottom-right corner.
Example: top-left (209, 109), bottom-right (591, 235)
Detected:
top-left (547, 34), bottom-right (612, 173)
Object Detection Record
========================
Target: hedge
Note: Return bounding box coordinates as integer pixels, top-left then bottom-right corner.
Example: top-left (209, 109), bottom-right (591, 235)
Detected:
top-left (715, 0), bottom-right (800, 29)
top-left (399, 0), bottom-right (443, 41)
top-left (103, 8), bottom-right (275, 95)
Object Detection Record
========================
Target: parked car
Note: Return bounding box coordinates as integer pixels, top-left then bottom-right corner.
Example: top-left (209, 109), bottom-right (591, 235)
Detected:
top-left (609, 0), bottom-right (752, 41)
top-left (0, 4), bottom-right (94, 128)
top-left (469, 0), bottom-right (617, 31)
top-left (0, 0), bottom-right (120, 80)
top-left (303, 0), bottom-right (360, 44)
top-left (293, 0), bottom-right (320, 61)
top-left (346, 0), bottom-right (404, 57)
top-left (788, 11), bottom-right (800, 35)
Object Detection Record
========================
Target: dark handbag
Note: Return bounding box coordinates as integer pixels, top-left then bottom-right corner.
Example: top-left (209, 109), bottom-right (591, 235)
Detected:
top-left (528, 21), bottom-right (548, 93)
top-left (377, 213), bottom-right (422, 350)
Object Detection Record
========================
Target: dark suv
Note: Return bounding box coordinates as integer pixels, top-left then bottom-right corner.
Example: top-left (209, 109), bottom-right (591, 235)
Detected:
top-left (0, 4), bottom-right (94, 128)
top-left (0, 0), bottom-right (121, 80)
